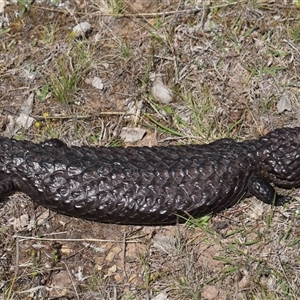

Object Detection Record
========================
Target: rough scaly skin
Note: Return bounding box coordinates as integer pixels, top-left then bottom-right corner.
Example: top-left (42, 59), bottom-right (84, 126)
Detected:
top-left (0, 127), bottom-right (299, 225)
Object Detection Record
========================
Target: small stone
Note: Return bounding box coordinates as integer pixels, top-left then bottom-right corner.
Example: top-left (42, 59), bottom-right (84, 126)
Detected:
top-left (152, 235), bottom-right (177, 254)
top-left (120, 127), bottom-right (146, 143)
top-left (203, 19), bottom-right (218, 33)
top-left (201, 285), bottom-right (219, 299)
top-left (150, 73), bottom-right (173, 104)
top-left (277, 93), bottom-right (292, 113)
top-left (151, 292), bottom-right (168, 300)
top-left (0, 0), bottom-right (6, 14)
top-left (72, 22), bottom-right (92, 38)
top-left (105, 251), bottom-right (115, 262)
top-left (91, 76), bottom-right (104, 90)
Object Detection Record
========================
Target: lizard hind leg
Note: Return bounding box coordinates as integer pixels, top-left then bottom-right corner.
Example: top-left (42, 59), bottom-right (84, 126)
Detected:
top-left (40, 139), bottom-right (66, 148)
top-left (247, 175), bottom-right (292, 206)
top-left (0, 177), bottom-right (15, 201)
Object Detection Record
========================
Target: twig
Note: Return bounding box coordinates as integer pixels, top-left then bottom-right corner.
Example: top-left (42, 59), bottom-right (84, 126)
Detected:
top-left (32, 2), bottom-right (239, 18)
top-left (31, 112), bottom-right (133, 120)
top-left (276, 250), bottom-right (294, 292)
top-left (60, 260), bottom-right (80, 300)
top-left (199, 0), bottom-right (208, 28)
top-left (13, 234), bottom-right (147, 243)
top-left (6, 235), bottom-right (20, 300)
top-left (122, 232), bottom-right (128, 282)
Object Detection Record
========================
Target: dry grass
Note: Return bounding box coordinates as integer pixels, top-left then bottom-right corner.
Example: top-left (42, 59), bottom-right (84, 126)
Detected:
top-left (1, 0), bottom-right (300, 299)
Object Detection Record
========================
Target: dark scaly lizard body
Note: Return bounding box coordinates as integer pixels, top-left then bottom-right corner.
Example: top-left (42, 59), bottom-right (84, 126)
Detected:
top-left (0, 127), bottom-right (299, 225)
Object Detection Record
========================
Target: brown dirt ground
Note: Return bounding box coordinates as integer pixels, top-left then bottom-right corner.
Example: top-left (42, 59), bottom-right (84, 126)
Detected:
top-left (1, 1), bottom-right (300, 299)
